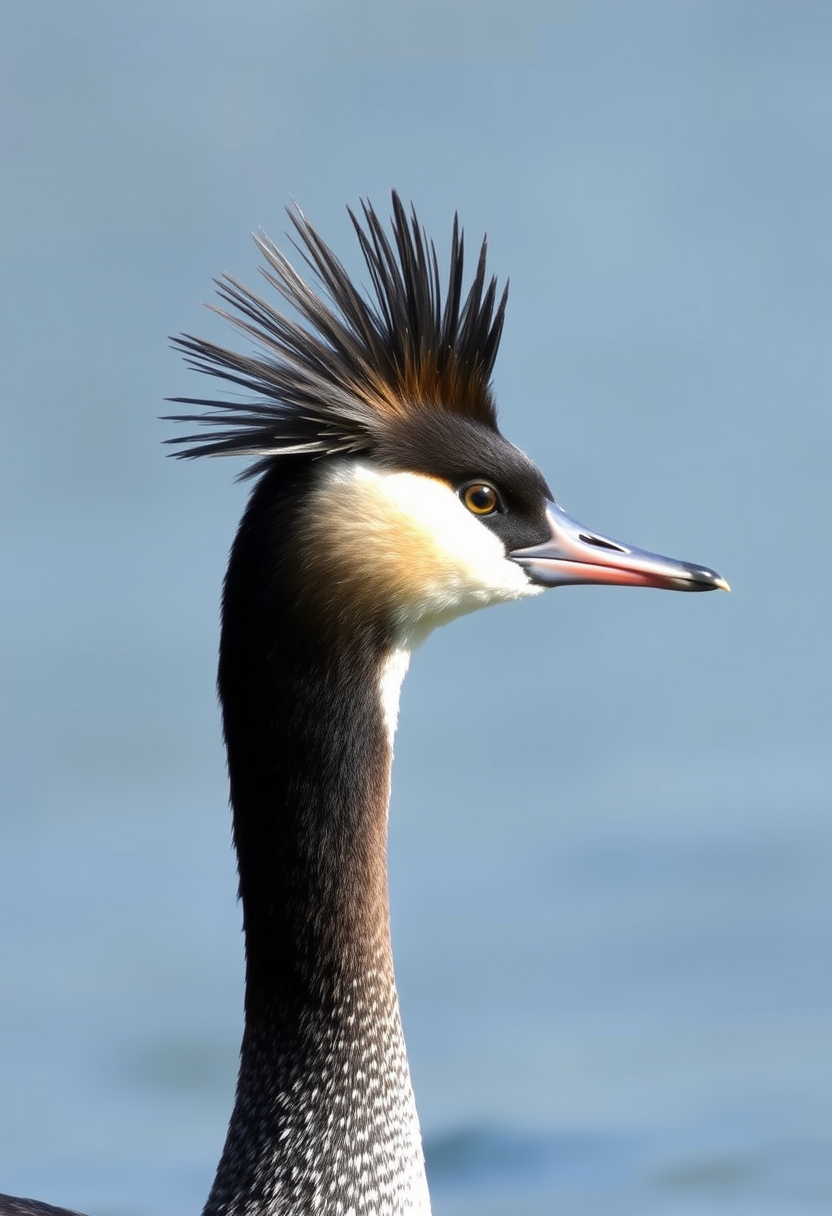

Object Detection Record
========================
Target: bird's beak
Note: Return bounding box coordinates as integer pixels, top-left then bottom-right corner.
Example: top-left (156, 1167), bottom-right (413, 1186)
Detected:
top-left (509, 503), bottom-right (729, 592)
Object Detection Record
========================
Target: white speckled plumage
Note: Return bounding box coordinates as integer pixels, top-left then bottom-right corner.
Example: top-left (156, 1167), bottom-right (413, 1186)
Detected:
top-left (205, 941), bottom-right (431, 1215)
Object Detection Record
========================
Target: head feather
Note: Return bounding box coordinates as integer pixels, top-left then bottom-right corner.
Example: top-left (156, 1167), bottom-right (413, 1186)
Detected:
top-left (167, 192), bottom-right (508, 476)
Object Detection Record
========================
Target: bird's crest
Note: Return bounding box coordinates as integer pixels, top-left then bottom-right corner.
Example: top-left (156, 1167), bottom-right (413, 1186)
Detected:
top-left (168, 193), bottom-right (508, 475)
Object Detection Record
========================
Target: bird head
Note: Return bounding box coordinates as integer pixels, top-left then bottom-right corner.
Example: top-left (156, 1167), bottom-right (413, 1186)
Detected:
top-left (169, 193), bottom-right (727, 648)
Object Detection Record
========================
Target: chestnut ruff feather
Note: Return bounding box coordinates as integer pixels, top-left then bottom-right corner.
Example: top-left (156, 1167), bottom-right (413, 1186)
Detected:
top-left (167, 193), bottom-right (508, 474)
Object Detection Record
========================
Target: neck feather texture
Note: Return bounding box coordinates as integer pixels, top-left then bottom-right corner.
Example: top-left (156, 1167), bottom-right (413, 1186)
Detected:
top-left (204, 462), bottom-right (430, 1216)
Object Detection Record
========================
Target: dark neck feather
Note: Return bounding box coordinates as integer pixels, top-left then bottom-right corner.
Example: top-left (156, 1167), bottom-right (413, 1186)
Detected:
top-left (205, 460), bottom-right (429, 1216)
top-left (221, 461), bottom-right (393, 990)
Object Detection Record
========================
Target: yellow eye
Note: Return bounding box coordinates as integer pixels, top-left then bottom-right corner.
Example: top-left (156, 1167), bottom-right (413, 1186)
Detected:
top-left (462, 483), bottom-right (499, 516)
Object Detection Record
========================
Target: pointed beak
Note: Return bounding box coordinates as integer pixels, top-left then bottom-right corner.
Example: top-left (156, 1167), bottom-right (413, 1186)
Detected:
top-left (510, 503), bottom-right (730, 593)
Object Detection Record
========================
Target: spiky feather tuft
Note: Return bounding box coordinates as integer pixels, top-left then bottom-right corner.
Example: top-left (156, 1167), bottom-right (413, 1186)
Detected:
top-left (167, 193), bottom-right (508, 475)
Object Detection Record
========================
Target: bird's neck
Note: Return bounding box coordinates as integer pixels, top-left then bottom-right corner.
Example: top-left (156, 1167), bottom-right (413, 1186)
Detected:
top-left (204, 465), bottom-right (430, 1216)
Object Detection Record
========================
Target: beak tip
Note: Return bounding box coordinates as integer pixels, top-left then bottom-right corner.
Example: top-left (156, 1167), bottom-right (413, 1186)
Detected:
top-left (714, 576), bottom-right (731, 593)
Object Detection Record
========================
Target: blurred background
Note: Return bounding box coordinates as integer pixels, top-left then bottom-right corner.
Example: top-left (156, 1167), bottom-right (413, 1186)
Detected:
top-left (1, 2), bottom-right (830, 1214)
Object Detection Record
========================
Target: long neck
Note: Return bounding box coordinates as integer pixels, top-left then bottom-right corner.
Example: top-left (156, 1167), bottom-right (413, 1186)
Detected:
top-left (204, 464), bottom-right (430, 1216)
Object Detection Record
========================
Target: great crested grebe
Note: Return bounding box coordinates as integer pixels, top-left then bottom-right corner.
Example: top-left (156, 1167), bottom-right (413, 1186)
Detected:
top-left (1, 194), bottom-right (727, 1216)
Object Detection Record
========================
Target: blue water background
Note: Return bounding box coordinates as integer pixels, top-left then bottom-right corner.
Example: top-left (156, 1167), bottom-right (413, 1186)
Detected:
top-left (1, 3), bottom-right (830, 1213)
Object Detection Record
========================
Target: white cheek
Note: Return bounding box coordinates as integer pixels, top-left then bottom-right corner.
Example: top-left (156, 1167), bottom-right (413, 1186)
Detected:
top-left (365, 466), bottom-right (542, 639)
top-left (305, 461), bottom-right (543, 654)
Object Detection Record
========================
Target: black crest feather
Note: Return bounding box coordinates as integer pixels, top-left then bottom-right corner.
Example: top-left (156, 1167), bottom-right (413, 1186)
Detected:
top-left (167, 192), bottom-right (508, 475)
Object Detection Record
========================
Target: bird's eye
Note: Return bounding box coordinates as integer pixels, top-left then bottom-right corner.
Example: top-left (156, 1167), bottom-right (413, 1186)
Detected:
top-left (461, 483), bottom-right (499, 516)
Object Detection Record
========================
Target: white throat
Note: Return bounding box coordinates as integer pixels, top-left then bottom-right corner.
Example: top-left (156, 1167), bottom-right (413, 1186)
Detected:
top-left (379, 647), bottom-right (412, 747)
